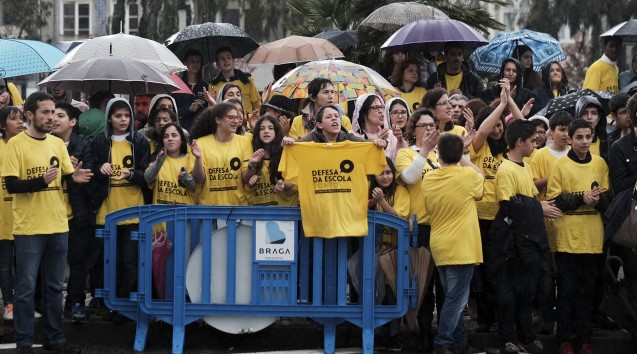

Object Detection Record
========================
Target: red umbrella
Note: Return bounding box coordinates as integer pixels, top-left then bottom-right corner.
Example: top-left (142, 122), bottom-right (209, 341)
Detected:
top-left (169, 74), bottom-right (193, 95)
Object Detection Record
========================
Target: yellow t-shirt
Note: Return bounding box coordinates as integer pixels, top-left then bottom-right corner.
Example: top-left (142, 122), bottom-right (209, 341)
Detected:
top-left (398, 86), bottom-right (427, 112)
top-left (443, 125), bottom-right (468, 137)
top-left (546, 154), bottom-right (609, 254)
top-left (149, 154), bottom-right (197, 205)
top-left (96, 139), bottom-right (145, 225)
top-left (288, 115), bottom-right (353, 139)
top-left (530, 146), bottom-right (569, 201)
top-left (210, 76), bottom-right (261, 114)
top-left (246, 159), bottom-right (299, 206)
top-left (470, 142), bottom-right (503, 220)
top-left (0, 140), bottom-right (14, 240)
top-left (395, 147), bottom-right (438, 224)
top-left (376, 184), bottom-right (410, 247)
top-left (197, 134), bottom-right (252, 206)
top-left (1, 132), bottom-right (74, 235)
top-left (423, 166), bottom-right (484, 266)
top-left (495, 159), bottom-right (538, 202)
top-left (445, 72), bottom-right (464, 92)
top-left (279, 141), bottom-right (386, 238)
top-left (582, 59), bottom-right (619, 93)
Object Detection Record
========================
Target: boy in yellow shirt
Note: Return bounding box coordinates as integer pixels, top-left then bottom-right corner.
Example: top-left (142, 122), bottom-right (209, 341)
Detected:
top-left (491, 120), bottom-right (562, 353)
top-left (546, 119), bottom-right (611, 354)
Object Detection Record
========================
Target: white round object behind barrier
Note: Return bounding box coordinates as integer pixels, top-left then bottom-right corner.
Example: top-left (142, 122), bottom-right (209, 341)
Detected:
top-left (185, 223), bottom-right (277, 334)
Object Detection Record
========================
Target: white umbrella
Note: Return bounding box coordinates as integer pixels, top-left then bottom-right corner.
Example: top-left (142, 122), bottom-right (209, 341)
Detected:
top-left (55, 33), bottom-right (186, 74)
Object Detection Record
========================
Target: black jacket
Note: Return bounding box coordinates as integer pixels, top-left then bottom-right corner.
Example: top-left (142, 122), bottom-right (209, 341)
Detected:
top-left (66, 131), bottom-right (94, 223)
top-left (609, 130), bottom-right (637, 193)
top-left (487, 194), bottom-right (548, 271)
top-left (532, 61), bottom-right (574, 115)
top-left (479, 58), bottom-right (535, 109)
top-left (424, 62), bottom-right (486, 99)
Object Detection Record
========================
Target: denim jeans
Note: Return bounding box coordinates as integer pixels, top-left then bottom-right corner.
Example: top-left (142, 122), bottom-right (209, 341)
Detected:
top-left (555, 252), bottom-right (598, 344)
top-left (13, 233), bottom-right (68, 346)
top-left (433, 264), bottom-right (474, 349)
top-left (0, 240), bottom-right (15, 306)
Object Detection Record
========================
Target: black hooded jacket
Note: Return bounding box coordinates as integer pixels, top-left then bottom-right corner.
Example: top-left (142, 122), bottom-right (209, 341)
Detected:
top-left (532, 61), bottom-right (574, 114)
top-left (479, 58), bottom-right (534, 109)
top-left (574, 96), bottom-right (609, 161)
top-left (66, 131), bottom-right (94, 223)
top-left (90, 98), bottom-right (151, 213)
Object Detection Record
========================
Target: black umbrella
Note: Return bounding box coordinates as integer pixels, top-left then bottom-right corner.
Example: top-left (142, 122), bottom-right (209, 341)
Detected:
top-left (537, 89), bottom-right (610, 117)
top-left (601, 20), bottom-right (637, 44)
top-left (167, 22), bottom-right (259, 62)
top-left (313, 30), bottom-right (359, 50)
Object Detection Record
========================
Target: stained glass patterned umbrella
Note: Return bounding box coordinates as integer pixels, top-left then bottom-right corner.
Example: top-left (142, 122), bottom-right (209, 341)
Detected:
top-left (470, 29), bottom-right (566, 73)
top-left (271, 59), bottom-right (400, 104)
top-left (0, 38), bottom-right (65, 78)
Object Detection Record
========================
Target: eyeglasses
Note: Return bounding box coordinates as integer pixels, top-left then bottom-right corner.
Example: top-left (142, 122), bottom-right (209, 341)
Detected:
top-left (436, 100), bottom-right (450, 106)
top-left (370, 105), bottom-right (385, 112)
top-left (415, 123), bottom-right (436, 129)
top-left (224, 114), bottom-right (243, 121)
top-left (450, 104), bottom-right (465, 109)
top-left (390, 110), bottom-right (408, 116)
top-left (536, 130), bottom-right (546, 136)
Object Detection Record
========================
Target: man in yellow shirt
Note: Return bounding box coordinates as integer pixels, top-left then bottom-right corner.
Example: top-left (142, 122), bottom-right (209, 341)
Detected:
top-left (583, 37), bottom-right (621, 93)
top-left (2, 92), bottom-right (92, 354)
top-left (210, 47), bottom-right (261, 115)
top-left (425, 43), bottom-right (486, 99)
top-left (546, 119), bottom-right (611, 354)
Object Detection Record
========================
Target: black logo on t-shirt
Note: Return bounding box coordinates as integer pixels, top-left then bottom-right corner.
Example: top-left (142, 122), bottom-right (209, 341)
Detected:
top-left (230, 157), bottom-right (241, 171)
top-left (50, 156), bottom-right (59, 168)
top-left (122, 155), bottom-right (134, 168)
top-left (340, 159), bottom-right (354, 173)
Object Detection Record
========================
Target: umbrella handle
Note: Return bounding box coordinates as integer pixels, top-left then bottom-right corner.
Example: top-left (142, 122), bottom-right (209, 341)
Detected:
top-left (606, 255), bottom-right (624, 284)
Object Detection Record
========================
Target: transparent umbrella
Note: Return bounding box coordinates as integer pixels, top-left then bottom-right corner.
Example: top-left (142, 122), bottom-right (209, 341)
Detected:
top-left (359, 2), bottom-right (449, 32)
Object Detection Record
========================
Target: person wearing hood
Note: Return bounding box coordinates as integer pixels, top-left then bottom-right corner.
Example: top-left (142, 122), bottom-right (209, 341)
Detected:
top-left (288, 78), bottom-right (352, 139)
top-left (209, 47), bottom-right (261, 115)
top-left (425, 42), bottom-right (486, 99)
top-left (479, 58), bottom-right (535, 112)
top-left (512, 44), bottom-right (542, 91)
top-left (533, 61), bottom-right (574, 114)
top-left (141, 94), bottom-right (184, 154)
top-left (583, 37), bottom-right (621, 93)
top-left (89, 98), bottom-right (150, 299)
top-left (574, 96), bottom-right (609, 160)
top-left (385, 97), bottom-right (411, 144)
top-left (619, 54), bottom-right (637, 90)
top-left (351, 94), bottom-right (407, 161)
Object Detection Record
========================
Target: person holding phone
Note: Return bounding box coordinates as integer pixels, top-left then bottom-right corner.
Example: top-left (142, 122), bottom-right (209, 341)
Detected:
top-left (351, 94), bottom-right (406, 161)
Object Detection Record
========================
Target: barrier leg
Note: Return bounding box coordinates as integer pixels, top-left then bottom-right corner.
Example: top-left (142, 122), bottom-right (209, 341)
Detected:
top-left (362, 326), bottom-right (374, 354)
top-left (172, 325), bottom-right (185, 354)
top-left (133, 311), bottom-right (149, 352)
top-left (323, 317), bottom-right (337, 354)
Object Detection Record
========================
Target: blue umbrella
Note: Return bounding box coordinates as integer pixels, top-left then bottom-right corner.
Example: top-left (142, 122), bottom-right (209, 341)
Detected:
top-left (470, 29), bottom-right (565, 74)
top-left (380, 19), bottom-right (488, 52)
top-left (0, 38), bottom-right (65, 78)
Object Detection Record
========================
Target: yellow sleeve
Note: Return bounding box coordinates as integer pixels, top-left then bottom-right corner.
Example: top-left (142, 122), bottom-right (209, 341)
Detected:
top-left (8, 83), bottom-right (24, 105)
top-left (545, 163), bottom-right (563, 200)
top-left (0, 141), bottom-right (19, 178)
top-left (393, 185), bottom-right (410, 220)
top-left (239, 136), bottom-right (253, 174)
top-left (288, 116), bottom-right (304, 138)
top-left (582, 63), bottom-right (601, 91)
top-left (495, 168), bottom-right (517, 202)
top-left (394, 148), bottom-right (412, 182)
top-left (368, 143), bottom-right (388, 175)
top-left (529, 150), bottom-right (544, 180)
top-left (342, 116), bottom-right (353, 131)
top-left (279, 145), bottom-right (298, 180)
top-left (470, 168), bottom-right (484, 199)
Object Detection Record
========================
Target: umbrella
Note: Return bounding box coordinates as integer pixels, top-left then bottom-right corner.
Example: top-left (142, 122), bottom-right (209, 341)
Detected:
top-left (359, 2), bottom-right (449, 32)
top-left (38, 57), bottom-right (181, 95)
top-left (52, 40), bottom-right (87, 54)
top-left (621, 81), bottom-right (637, 96)
top-left (470, 29), bottom-right (566, 74)
top-left (167, 22), bottom-right (259, 63)
top-left (55, 33), bottom-right (186, 75)
top-left (0, 38), bottom-right (65, 78)
top-left (169, 74), bottom-right (194, 95)
top-left (313, 30), bottom-right (359, 50)
top-left (247, 36), bottom-right (343, 64)
top-left (271, 59), bottom-right (400, 104)
top-left (601, 20), bottom-right (637, 43)
top-left (381, 19), bottom-right (488, 53)
top-left (537, 89), bottom-right (610, 117)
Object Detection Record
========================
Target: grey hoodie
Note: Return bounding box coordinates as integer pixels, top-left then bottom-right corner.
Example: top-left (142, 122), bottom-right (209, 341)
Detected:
top-left (104, 97), bottom-right (135, 138)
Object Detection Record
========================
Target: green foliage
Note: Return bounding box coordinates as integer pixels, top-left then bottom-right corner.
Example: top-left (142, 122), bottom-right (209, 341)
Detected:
top-left (2, 0), bottom-right (52, 39)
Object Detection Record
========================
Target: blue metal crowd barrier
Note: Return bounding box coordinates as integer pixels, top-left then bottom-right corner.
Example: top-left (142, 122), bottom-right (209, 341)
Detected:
top-left (96, 205), bottom-right (417, 354)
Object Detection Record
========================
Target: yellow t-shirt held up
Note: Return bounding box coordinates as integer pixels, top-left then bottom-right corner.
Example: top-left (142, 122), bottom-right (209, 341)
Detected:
top-left (279, 141), bottom-right (386, 238)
